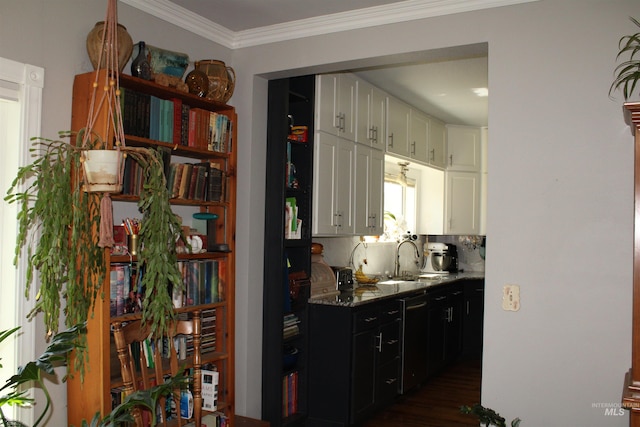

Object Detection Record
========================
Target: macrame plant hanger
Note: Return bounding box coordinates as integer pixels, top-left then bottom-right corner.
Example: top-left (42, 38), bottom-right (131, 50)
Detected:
top-left (82, 0), bottom-right (127, 248)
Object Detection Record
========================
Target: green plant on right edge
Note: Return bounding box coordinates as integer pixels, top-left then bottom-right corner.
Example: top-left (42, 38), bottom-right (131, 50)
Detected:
top-left (610, 17), bottom-right (640, 100)
top-left (461, 404), bottom-right (522, 427)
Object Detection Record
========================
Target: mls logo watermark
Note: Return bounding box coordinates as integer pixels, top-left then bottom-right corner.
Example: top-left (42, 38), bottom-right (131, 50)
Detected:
top-left (592, 402), bottom-right (628, 416)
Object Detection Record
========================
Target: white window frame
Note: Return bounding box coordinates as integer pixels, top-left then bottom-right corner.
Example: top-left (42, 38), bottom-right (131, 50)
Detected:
top-left (0, 57), bottom-right (44, 426)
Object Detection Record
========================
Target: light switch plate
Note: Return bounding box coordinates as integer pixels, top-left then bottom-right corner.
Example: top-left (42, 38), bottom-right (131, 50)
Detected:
top-left (502, 284), bottom-right (520, 311)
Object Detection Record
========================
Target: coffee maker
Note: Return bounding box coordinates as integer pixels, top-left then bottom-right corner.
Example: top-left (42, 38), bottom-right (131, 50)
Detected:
top-left (421, 242), bottom-right (458, 274)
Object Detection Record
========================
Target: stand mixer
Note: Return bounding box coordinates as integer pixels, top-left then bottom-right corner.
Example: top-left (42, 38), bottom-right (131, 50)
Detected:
top-left (421, 242), bottom-right (457, 274)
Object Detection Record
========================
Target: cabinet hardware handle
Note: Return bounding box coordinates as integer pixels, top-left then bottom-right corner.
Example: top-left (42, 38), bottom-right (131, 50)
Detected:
top-left (385, 378), bottom-right (397, 385)
top-left (364, 316), bottom-right (378, 323)
top-left (449, 154), bottom-right (453, 166)
top-left (452, 291), bottom-right (462, 296)
top-left (434, 296), bottom-right (446, 301)
top-left (430, 148), bottom-right (435, 162)
top-left (373, 126), bottom-right (378, 144)
top-left (387, 309), bottom-right (399, 315)
top-left (335, 114), bottom-right (341, 131)
top-left (466, 301), bottom-right (470, 315)
top-left (386, 339), bottom-right (398, 345)
top-left (388, 133), bottom-right (394, 147)
top-left (411, 141), bottom-right (416, 155)
top-left (376, 333), bottom-right (383, 352)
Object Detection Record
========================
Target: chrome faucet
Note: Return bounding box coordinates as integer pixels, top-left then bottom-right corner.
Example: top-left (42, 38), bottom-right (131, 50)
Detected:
top-left (394, 238), bottom-right (421, 278)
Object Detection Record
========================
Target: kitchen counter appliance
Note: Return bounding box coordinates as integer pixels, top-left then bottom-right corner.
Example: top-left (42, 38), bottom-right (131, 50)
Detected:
top-left (421, 242), bottom-right (458, 274)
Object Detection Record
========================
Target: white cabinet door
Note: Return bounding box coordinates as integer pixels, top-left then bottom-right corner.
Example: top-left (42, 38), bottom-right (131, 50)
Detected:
top-left (315, 73), bottom-right (356, 141)
top-left (427, 117), bottom-right (447, 168)
top-left (356, 79), bottom-right (372, 146)
top-left (446, 125), bottom-right (481, 171)
top-left (386, 96), bottom-right (410, 158)
top-left (313, 132), bottom-right (355, 235)
top-left (368, 147), bottom-right (384, 235)
top-left (336, 137), bottom-right (355, 233)
top-left (354, 144), bottom-right (384, 235)
top-left (444, 171), bottom-right (480, 235)
top-left (369, 87), bottom-right (386, 151)
top-left (356, 80), bottom-right (386, 150)
top-left (409, 109), bottom-right (429, 163)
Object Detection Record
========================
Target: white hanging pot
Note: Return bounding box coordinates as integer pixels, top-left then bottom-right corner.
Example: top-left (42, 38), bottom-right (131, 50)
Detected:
top-left (82, 149), bottom-right (123, 193)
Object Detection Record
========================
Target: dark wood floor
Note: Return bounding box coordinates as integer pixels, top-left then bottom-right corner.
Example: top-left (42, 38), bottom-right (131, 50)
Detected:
top-left (362, 359), bottom-right (482, 427)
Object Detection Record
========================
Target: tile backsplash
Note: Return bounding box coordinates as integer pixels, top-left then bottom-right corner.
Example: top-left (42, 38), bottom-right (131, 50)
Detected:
top-left (313, 234), bottom-right (485, 279)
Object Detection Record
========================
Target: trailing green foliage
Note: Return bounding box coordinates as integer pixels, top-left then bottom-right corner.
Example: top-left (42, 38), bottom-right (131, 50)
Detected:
top-left (610, 17), bottom-right (640, 100)
top-left (125, 148), bottom-right (185, 338)
top-left (461, 404), bottom-right (521, 427)
top-left (4, 132), bottom-right (186, 376)
top-left (0, 323), bottom-right (86, 427)
top-left (79, 372), bottom-right (187, 427)
top-left (4, 134), bottom-right (103, 349)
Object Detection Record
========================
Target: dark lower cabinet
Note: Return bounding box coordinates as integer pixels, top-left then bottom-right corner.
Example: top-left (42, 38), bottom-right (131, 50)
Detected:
top-left (308, 301), bottom-right (401, 426)
top-left (307, 279), bottom-right (484, 426)
top-left (462, 279), bottom-right (485, 359)
top-left (426, 283), bottom-right (464, 377)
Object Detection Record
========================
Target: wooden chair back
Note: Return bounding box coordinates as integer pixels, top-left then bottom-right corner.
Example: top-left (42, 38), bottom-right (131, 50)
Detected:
top-left (112, 311), bottom-right (202, 427)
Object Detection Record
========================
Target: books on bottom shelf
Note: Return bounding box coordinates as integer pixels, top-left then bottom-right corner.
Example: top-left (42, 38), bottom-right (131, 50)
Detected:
top-left (282, 371), bottom-right (299, 418)
top-left (283, 313), bottom-right (300, 339)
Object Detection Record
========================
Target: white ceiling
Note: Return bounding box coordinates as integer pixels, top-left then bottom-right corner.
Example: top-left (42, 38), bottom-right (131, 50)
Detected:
top-left (170, 0), bottom-right (409, 32)
top-left (121, 0), bottom-right (511, 126)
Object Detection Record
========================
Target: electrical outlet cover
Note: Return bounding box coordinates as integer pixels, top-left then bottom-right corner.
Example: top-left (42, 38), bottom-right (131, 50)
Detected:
top-left (502, 284), bottom-right (520, 311)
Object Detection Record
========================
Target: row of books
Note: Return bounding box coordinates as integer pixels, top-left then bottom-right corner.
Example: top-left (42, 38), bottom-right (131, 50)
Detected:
top-left (121, 87), bottom-right (233, 153)
top-left (166, 161), bottom-right (226, 202)
top-left (283, 313), bottom-right (300, 339)
top-left (282, 371), bottom-right (299, 418)
top-left (109, 259), bottom-right (226, 319)
top-left (176, 260), bottom-right (226, 308)
top-left (121, 156), bottom-right (226, 203)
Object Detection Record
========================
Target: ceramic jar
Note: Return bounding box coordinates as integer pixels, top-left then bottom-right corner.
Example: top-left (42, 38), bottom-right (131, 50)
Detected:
top-left (86, 21), bottom-right (133, 72)
top-left (195, 60), bottom-right (236, 103)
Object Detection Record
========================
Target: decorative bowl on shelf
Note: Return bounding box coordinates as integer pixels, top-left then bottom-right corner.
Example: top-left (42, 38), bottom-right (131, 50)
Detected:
top-left (131, 43), bottom-right (189, 78)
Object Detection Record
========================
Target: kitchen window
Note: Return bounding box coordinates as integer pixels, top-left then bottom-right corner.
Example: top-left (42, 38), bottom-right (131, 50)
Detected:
top-left (382, 162), bottom-right (416, 241)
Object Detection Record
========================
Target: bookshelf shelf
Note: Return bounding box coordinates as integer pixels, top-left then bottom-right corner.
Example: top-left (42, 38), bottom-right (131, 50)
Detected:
top-left (263, 75), bottom-right (315, 427)
top-left (66, 70), bottom-right (236, 426)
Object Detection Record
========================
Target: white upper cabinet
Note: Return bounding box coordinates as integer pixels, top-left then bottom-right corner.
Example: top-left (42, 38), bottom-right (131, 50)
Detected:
top-left (356, 79), bottom-right (386, 150)
top-left (409, 109), bottom-right (429, 163)
top-left (316, 73), bottom-right (357, 141)
top-left (386, 96), bottom-right (411, 158)
top-left (446, 125), bottom-right (481, 171)
top-left (313, 132), bottom-right (355, 236)
top-left (354, 144), bottom-right (384, 235)
top-left (444, 170), bottom-right (480, 235)
top-left (427, 117), bottom-right (447, 168)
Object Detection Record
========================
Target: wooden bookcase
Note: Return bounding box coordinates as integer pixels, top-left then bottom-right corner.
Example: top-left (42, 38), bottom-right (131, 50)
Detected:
top-left (66, 70), bottom-right (236, 426)
top-left (262, 75), bottom-right (315, 427)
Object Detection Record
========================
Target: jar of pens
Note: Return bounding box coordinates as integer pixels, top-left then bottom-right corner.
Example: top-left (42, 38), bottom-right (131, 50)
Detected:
top-left (123, 218), bottom-right (141, 256)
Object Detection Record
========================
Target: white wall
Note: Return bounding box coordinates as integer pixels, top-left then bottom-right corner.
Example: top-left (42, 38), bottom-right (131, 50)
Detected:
top-left (3, 0), bottom-right (640, 425)
top-left (231, 0), bottom-right (640, 425)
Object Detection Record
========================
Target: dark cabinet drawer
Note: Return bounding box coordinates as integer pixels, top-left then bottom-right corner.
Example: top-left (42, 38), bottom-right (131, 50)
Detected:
top-left (377, 357), bottom-right (401, 405)
top-left (353, 307), bottom-right (380, 333)
top-left (379, 320), bottom-right (401, 364)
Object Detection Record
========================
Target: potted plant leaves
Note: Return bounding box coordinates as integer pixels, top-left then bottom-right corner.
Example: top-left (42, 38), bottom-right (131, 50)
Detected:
top-left (610, 17), bottom-right (640, 101)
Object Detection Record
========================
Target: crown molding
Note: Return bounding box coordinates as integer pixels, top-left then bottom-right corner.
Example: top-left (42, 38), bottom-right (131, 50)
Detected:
top-left (122, 0), bottom-right (537, 49)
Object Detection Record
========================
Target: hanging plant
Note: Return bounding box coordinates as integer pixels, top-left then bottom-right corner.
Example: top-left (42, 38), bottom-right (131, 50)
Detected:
top-left (4, 0), bottom-right (184, 375)
top-left (610, 17), bottom-right (640, 100)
